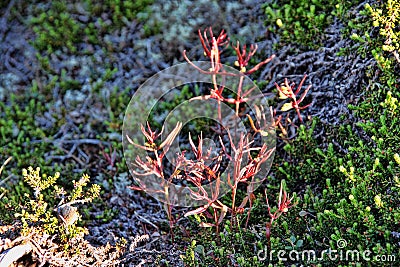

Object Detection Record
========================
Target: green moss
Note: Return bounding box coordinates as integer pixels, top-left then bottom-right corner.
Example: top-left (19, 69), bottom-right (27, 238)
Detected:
top-left (263, 0), bottom-right (359, 49)
top-left (0, 91), bottom-right (53, 169)
top-left (29, 0), bottom-right (156, 54)
top-left (30, 2), bottom-right (82, 53)
top-left (181, 1), bottom-right (399, 266)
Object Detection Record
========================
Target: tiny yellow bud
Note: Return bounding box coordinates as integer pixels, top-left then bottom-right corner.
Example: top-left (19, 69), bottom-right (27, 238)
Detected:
top-left (276, 19), bottom-right (283, 28)
top-left (349, 195), bottom-right (354, 201)
top-left (339, 166), bottom-right (346, 173)
top-left (259, 130), bottom-right (269, 137)
top-left (382, 45), bottom-right (393, 51)
top-left (394, 176), bottom-right (400, 187)
top-left (234, 60), bottom-right (240, 67)
top-left (351, 33), bottom-right (359, 39)
top-left (394, 153), bottom-right (400, 165)
top-left (240, 66), bottom-right (246, 73)
top-left (365, 206), bottom-right (371, 212)
top-left (374, 195), bottom-right (384, 208)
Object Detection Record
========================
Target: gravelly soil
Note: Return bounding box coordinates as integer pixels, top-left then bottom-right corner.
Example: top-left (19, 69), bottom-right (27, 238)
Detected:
top-left (0, 0), bottom-right (375, 266)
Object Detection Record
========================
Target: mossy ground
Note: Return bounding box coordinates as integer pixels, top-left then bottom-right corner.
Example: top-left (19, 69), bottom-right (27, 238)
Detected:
top-left (0, 0), bottom-right (399, 266)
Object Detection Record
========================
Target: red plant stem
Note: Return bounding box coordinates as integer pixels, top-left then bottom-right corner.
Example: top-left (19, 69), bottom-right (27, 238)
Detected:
top-left (266, 222), bottom-right (271, 251)
top-left (231, 184), bottom-right (237, 226)
top-left (182, 50), bottom-right (239, 77)
top-left (293, 101), bottom-right (303, 122)
top-left (236, 75), bottom-right (244, 116)
top-left (213, 208), bottom-right (219, 234)
top-left (211, 72), bottom-right (223, 123)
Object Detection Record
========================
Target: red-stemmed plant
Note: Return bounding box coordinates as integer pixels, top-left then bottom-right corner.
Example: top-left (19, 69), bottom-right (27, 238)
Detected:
top-left (128, 27), bottom-right (308, 239)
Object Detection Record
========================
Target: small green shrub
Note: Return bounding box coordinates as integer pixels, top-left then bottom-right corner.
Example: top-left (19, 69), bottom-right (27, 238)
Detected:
top-left (0, 163), bottom-right (124, 265)
top-left (15, 166), bottom-right (100, 242)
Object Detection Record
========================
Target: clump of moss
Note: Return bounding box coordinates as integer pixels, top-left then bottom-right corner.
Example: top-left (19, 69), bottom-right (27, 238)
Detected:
top-left (29, 0), bottom-right (156, 54)
top-left (263, 0), bottom-right (357, 48)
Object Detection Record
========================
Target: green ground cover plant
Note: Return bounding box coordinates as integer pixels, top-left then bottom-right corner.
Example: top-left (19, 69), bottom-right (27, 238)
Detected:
top-left (263, 0), bottom-right (352, 48)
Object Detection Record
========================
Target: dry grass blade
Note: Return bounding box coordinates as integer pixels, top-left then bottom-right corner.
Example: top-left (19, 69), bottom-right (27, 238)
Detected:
top-left (0, 157), bottom-right (12, 187)
top-left (0, 156), bottom-right (12, 177)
